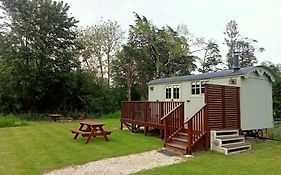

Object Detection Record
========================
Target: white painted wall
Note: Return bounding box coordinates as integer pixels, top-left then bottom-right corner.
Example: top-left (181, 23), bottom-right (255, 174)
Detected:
top-left (148, 76), bottom-right (241, 121)
top-left (240, 73), bottom-right (273, 130)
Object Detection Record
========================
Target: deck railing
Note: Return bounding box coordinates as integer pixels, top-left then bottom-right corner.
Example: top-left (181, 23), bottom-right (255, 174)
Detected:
top-left (185, 104), bottom-right (208, 154)
top-left (121, 101), bottom-right (183, 126)
top-left (161, 102), bottom-right (184, 142)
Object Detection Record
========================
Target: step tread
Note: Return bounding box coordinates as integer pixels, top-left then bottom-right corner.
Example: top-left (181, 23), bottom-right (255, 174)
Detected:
top-left (172, 137), bottom-right (188, 143)
top-left (212, 129), bottom-right (239, 131)
top-left (165, 142), bottom-right (186, 150)
top-left (216, 135), bottom-right (244, 140)
top-left (177, 132), bottom-right (188, 136)
top-left (222, 142), bottom-right (251, 149)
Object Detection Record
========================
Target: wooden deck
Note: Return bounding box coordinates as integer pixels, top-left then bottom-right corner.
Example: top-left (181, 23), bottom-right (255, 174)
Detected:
top-left (120, 84), bottom-right (241, 155)
top-left (120, 101), bottom-right (184, 136)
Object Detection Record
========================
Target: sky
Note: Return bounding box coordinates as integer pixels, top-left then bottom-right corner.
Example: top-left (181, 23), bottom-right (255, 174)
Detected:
top-left (63, 0), bottom-right (281, 64)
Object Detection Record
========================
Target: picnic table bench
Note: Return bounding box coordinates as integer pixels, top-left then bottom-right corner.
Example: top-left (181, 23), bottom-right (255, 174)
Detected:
top-left (71, 120), bottom-right (112, 144)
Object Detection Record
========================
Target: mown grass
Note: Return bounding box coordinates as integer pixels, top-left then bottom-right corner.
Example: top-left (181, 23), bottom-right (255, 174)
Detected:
top-left (0, 115), bottom-right (29, 128)
top-left (135, 140), bottom-right (281, 175)
top-left (0, 117), bottom-right (163, 175)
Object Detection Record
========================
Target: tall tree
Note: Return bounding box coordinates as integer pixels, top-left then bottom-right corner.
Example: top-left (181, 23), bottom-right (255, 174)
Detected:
top-left (224, 20), bottom-right (264, 68)
top-left (198, 40), bottom-right (223, 73)
top-left (224, 20), bottom-right (239, 68)
top-left (78, 19), bottom-right (123, 84)
top-left (112, 13), bottom-right (197, 99)
top-left (0, 0), bottom-right (79, 112)
top-left (112, 45), bottom-right (137, 101)
top-left (102, 20), bottom-right (123, 85)
top-left (128, 13), bottom-right (196, 80)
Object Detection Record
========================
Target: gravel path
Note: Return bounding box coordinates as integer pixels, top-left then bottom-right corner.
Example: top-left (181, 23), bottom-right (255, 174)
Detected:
top-left (44, 149), bottom-right (188, 175)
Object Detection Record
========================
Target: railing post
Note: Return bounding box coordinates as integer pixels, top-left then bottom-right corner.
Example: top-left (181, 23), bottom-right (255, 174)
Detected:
top-left (120, 102), bottom-right (124, 130)
top-left (164, 119), bottom-right (168, 141)
top-left (180, 103), bottom-right (184, 128)
top-left (188, 120), bottom-right (192, 154)
top-left (160, 102), bottom-right (164, 124)
top-left (204, 105), bottom-right (209, 151)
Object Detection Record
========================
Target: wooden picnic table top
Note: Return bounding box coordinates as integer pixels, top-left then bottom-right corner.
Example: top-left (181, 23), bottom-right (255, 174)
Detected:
top-left (80, 120), bottom-right (105, 126)
top-left (49, 113), bottom-right (62, 117)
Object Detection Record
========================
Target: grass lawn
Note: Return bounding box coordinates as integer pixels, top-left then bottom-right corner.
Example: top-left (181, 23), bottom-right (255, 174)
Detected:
top-left (0, 118), bottom-right (163, 175)
top-left (135, 140), bottom-right (281, 175)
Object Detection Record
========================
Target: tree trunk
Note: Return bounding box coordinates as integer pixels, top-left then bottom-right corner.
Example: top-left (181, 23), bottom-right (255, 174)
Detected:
top-left (98, 55), bottom-right (104, 79)
top-left (127, 79), bottom-right (132, 101)
top-left (107, 51), bottom-right (111, 85)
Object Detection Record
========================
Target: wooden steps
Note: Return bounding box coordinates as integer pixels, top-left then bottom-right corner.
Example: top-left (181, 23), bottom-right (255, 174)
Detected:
top-left (210, 129), bottom-right (251, 155)
top-left (164, 130), bottom-right (188, 155)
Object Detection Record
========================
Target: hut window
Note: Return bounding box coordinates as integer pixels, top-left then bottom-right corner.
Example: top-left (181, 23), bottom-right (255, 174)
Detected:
top-left (192, 81), bottom-right (208, 95)
top-left (173, 85), bottom-right (180, 99)
top-left (192, 81), bottom-right (200, 95)
top-left (166, 86), bottom-right (172, 99)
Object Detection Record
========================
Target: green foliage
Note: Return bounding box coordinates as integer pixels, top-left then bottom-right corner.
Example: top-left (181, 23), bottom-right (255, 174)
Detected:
top-left (272, 66), bottom-right (281, 119)
top-left (198, 40), bottom-right (223, 73)
top-left (77, 19), bottom-right (124, 83)
top-left (0, 118), bottom-right (162, 175)
top-left (262, 62), bottom-right (281, 119)
top-left (0, 0), bottom-right (122, 114)
top-left (112, 13), bottom-right (197, 100)
top-left (0, 115), bottom-right (28, 128)
top-left (0, 0), bottom-right (80, 113)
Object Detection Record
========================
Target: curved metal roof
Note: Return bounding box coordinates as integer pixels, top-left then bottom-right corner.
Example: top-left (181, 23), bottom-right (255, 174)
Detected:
top-left (147, 65), bottom-right (276, 85)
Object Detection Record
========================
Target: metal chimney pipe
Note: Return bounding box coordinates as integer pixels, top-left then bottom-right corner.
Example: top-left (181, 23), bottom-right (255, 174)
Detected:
top-left (233, 51), bottom-right (240, 71)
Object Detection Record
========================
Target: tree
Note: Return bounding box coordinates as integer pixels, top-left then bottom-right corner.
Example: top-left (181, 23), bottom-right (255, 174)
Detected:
top-left (102, 20), bottom-right (124, 85)
top-left (262, 61), bottom-right (281, 120)
top-left (0, 0), bottom-right (80, 112)
top-left (224, 20), bottom-right (239, 68)
top-left (112, 45), bottom-right (137, 101)
top-left (224, 20), bottom-right (264, 68)
top-left (198, 40), bottom-right (223, 73)
top-left (78, 19), bottom-right (123, 84)
top-left (112, 13), bottom-right (197, 100)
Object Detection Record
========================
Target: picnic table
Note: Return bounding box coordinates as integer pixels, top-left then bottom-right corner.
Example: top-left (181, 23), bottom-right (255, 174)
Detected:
top-left (49, 113), bottom-right (62, 122)
top-left (71, 120), bottom-right (112, 144)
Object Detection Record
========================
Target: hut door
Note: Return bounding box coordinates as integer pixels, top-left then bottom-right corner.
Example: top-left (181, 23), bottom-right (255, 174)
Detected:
top-left (205, 84), bottom-right (240, 130)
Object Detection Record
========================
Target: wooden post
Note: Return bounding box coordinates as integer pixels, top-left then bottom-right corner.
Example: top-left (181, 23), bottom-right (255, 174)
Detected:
top-left (120, 122), bottom-right (123, 130)
top-left (164, 119), bottom-right (168, 141)
top-left (144, 126), bottom-right (148, 136)
top-left (204, 85), bottom-right (209, 151)
top-left (160, 102), bottom-right (164, 123)
top-left (160, 129), bottom-right (163, 139)
top-left (187, 120), bottom-right (192, 155)
top-left (180, 103), bottom-right (184, 128)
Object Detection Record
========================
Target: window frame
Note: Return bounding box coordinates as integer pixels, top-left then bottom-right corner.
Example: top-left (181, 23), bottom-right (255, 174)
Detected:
top-left (191, 80), bottom-right (209, 95)
top-left (165, 86), bottom-right (172, 99)
top-left (165, 84), bottom-right (180, 100)
top-left (173, 85), bottom-right (180, 99)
